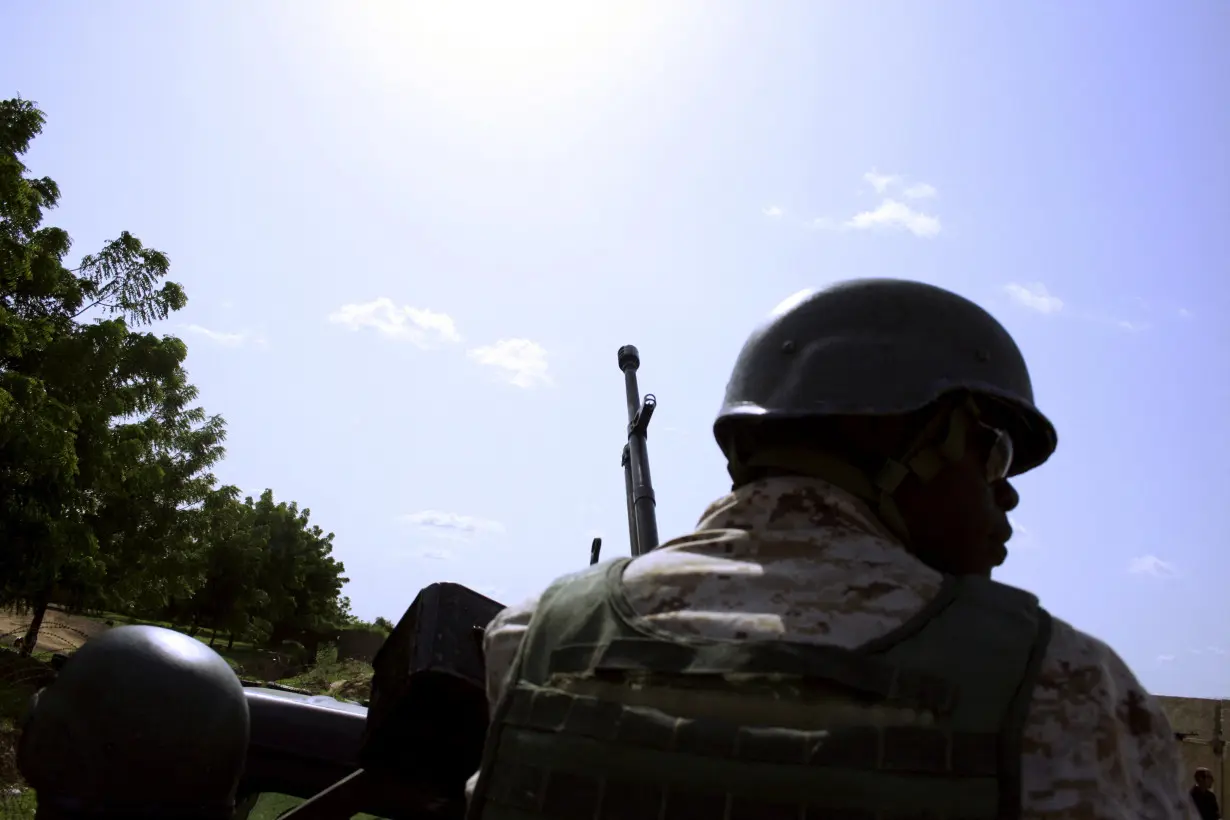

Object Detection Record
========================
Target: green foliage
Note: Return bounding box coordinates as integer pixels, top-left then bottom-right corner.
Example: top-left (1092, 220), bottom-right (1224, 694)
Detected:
top-left (281, 645), bottom-right (373, 702)
top-left (0, 96), bottom-right (209, 620)
top-left (244, 792), bottom-right (381, 820)
top-left (181, 488), bottom-right (351, 647)
top-left (0, 98), bottom-right (352, 655)
top-left (347, 617), bottom-right (393, 636)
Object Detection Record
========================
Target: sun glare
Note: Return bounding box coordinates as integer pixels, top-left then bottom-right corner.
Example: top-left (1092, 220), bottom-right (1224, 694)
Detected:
top-left (333, 1), bottom-right (658, 108)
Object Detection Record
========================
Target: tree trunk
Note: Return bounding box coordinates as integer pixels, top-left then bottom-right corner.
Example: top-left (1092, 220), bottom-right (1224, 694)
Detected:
top-left (227, 633), bottom-right (235, 651)
top-left (209, 629), bottom-right (217, 647)
top-left (268, 623), bottom-right (293, 648)
top-left (20, 587), bottom-right (52, 658)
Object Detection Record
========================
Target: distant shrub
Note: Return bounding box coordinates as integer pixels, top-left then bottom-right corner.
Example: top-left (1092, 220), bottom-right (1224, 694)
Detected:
top-left (346, 620), bottom-right (391, 637)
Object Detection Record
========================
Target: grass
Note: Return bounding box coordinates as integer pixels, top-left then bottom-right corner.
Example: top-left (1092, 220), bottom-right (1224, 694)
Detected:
top-left (0, 786), bottom-right (37, 820)
top-left (245, 793), bottom-right (381, 820)
top-left (279, 645), bottom-right (373, 703)
top-left (1, 658), bottom-right (37, 820)
top-left (80, 611), bottom-right (382, 686)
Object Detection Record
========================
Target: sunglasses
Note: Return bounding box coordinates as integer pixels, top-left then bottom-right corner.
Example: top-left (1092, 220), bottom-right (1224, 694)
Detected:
top-left (976, 421), bottom-right (1015, 482)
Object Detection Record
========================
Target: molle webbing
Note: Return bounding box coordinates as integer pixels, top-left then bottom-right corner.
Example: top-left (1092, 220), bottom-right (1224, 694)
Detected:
top-left (548, 637), bottom-right (959, 716)
top-left (483, 688), bottom-right (1002, 819)
top-left (472, 559), bottom-right (1053, 820)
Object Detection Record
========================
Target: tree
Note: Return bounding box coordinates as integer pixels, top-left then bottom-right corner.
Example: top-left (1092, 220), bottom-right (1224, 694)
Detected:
top-left (1, 98), bottom-right (356, 655)
top-left (0, 97), bottom-right (216, 653)
top-left (0, 97), bottom-right (87, 609)
top-left (183, 489), bottom-right (352, 651)
top-left (177, 487), bottom-right (256, 646)
top-left (245, 491), bottom-right (351, 647)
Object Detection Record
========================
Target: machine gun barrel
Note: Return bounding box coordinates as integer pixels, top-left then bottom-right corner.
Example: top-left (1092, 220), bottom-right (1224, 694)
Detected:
top-left (618, 345), bottom-right (659, 556)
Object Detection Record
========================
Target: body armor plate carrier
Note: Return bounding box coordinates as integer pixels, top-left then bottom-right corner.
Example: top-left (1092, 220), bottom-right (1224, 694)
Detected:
top-left (468, 558), bottom-right (1053, 820)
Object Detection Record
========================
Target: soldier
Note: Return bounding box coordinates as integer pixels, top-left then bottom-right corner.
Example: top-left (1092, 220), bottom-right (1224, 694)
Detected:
top-left (466, 278), bottom-right (1192, 819)
top-left (18, 624), bottom-right (250, 820)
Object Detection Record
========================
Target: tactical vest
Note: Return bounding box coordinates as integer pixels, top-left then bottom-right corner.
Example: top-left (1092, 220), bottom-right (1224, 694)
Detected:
top-left (468, 557), bottom-right (1053, 820)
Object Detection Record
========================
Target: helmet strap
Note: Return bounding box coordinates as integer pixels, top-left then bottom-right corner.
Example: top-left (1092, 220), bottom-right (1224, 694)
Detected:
top-left (727, 396), bottom-right (982, 546)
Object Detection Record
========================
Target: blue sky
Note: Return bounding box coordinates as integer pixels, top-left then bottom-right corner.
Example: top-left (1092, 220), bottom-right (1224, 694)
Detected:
top-left (6, 2), bottom-right (1227, 697)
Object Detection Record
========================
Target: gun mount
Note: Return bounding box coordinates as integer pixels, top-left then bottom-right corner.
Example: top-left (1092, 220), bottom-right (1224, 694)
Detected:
top-left (589, 344), bottom-right (661, 565)
top-left (618, 344), bottom-right (660, 557)
top-left (237, 688), bottom-right (367, 811)
top-left (275, 582), bottom-right (504, 820)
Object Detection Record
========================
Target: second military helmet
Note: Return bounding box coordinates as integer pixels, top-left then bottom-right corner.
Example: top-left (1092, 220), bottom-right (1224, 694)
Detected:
top-left (18, 625), bottom-right (250, 820)
top-left (714, 278), bottom-right (1057, 475)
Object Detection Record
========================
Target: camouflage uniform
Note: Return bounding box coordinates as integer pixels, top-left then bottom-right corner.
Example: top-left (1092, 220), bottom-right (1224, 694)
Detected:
top-left (482, 477), bottom-right (1194, 820)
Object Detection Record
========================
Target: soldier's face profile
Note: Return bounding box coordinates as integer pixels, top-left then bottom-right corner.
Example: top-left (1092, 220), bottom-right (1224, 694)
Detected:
top-left (896, 426), bottom-right (1018, 577)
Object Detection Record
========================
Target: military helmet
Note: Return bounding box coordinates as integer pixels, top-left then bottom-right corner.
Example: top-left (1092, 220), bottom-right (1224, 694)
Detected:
top-left (18, 625), bottom-right (250, 820)
top-left (714, 278), bottom-right (1057, 476)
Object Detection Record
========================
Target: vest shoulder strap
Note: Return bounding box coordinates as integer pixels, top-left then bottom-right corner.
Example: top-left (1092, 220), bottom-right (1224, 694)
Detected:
top-left (514, 557), bottom-right (639, 686)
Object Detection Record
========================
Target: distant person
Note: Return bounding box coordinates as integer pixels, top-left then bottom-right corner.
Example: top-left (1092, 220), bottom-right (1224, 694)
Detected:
top-left (466, 279), bottom-right (1192, 819)
top-left (1193, 768), bottom-right (1221, 820)
top-left (18, 625), bottom-right (250, 820)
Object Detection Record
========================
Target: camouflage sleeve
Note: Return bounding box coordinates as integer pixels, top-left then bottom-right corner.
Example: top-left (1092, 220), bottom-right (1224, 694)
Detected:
top-left (481, 595), bottom-right (539, 710)
top-left (1021, 617), bottom-right (1194, 820)
top-left (468, 597), bottom-right (540, 807)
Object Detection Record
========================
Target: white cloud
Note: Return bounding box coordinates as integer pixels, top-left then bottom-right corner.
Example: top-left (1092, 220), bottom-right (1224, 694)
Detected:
top-left (1157, 654), bottom-right (1176, 663)
top-left (467, 338), bottom-right (551, 388)
top-left (414, 548), bottom-right (456, 561)
top-left (762, 205), bottom-right (784, 218)
top-left (1003, 288), bottom-right (1156, 334)
top-left (863, 169), bottom-right (902, 194)
top-left (328, 298), bottom-right (461, 348)
top-left (862, 170), bottom-right (937, 201)
top-left (903, 183), bottom-right (937, 199)
top-left (1005, 516), bottom-right (1038, 552)
top-left (1128, 554), bottom-right (1178, 578)
top-left (1178, 307), bottom-right (1193, 319)
top-left (1116, 319), bottom-right (1149, 333)
top-left (1006, 515), bottom-right (1035, 549)
top-left (401, 510), bottom-right (506, 538)
top-left (1004, 283), bottom-right (1064, 315)
top-left (805, 171), bottom-right (942, 238)
top-left (182, 324), bottom-right (265, 348)
top-left (1209, 646), bottom-right (1228, 656)
top-left (843, 199), bottom-right (942, 238)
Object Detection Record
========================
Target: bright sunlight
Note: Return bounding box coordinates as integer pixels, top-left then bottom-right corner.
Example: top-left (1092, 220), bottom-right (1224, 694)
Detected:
top-left (329, 0), bottom-right (667, 121)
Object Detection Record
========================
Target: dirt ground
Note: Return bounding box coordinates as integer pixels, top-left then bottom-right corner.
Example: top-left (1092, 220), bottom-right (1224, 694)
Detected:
top-left (0, 608), bottom-right (111, 653)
